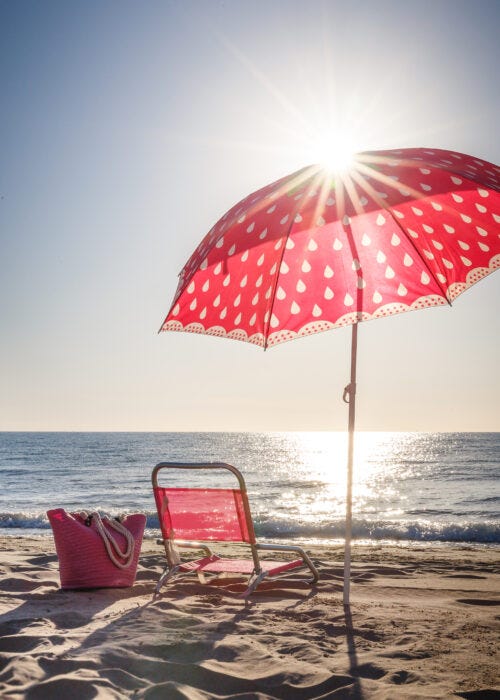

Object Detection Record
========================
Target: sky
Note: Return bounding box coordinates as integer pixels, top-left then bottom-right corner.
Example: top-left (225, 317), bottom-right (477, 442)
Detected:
top-left (1, 0), bottom-right (499, 432)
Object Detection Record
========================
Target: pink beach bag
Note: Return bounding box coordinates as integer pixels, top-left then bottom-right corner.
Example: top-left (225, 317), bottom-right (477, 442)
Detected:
top-left (47, 508), bottom-right (146, 589)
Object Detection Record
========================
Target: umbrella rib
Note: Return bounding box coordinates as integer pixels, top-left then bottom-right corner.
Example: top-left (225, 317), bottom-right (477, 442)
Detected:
top-left (349, 168), bottom-right (452, 304)
top-left (354, 151), bottom-right (499, 302)
top-left (263, 168), bottom-right (324, 348)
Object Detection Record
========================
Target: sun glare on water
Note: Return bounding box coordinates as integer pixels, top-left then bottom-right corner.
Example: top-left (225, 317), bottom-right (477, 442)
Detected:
top-left (273, 432), bottom-right (404, 528)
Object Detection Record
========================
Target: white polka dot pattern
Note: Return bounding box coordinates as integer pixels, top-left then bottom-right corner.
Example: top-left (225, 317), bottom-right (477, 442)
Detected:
top-left (161, 149), bottom-right (500, 348)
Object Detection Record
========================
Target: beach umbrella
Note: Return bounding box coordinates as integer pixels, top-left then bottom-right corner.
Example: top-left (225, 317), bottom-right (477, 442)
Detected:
top-left (160, 147), bottom-right (500, 605)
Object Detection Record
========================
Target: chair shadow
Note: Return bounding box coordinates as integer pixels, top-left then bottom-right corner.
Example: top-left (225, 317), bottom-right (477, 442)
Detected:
top-left (1, 547), bottom-right (370, 699)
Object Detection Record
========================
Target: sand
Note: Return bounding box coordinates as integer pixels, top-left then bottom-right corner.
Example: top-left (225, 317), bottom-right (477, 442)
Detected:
top-left (0, 536), bottom-right (498, 699)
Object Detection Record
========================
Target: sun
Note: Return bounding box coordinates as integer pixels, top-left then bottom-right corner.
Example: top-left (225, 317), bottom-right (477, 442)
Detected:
top-left (306, 130), bottom-right (359, 175)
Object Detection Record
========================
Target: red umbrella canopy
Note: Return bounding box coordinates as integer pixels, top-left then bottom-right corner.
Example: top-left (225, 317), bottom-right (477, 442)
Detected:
top-left (161, 148), bottom-right (500, 348)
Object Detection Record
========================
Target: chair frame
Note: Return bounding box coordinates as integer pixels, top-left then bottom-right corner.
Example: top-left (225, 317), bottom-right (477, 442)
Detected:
top-left (152, 462), bottom-right (319, 597)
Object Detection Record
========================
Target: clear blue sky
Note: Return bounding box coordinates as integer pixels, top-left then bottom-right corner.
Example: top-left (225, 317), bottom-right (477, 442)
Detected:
top-left (1, 0), bottom-right (499, 431)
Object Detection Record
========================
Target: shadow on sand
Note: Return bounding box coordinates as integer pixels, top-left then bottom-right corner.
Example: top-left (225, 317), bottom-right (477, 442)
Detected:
top-left (0, 547), bottom-right (377, 699)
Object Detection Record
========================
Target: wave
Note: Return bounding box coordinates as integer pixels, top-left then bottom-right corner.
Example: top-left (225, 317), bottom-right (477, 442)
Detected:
top-left (1, 511), bottom-right (499, 544)
top-left (463, 496), bottom-right (500, 505)
top-left (0, 512), bottom-right (52, 529)
top-left (253, 517), bottom-right (500, 544)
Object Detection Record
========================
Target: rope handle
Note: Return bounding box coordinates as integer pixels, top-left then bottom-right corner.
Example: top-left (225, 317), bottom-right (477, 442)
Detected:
top-left (79, 511), bottom-right (135, 569)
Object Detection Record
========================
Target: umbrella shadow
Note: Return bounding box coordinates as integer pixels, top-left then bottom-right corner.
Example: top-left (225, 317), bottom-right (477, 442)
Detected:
top-left (344, 605), bottom-right (366, 700)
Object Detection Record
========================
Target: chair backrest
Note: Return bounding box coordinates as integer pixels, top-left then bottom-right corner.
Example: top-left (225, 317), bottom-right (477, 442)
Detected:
top-left (152, 463), bottom-right (257, 544)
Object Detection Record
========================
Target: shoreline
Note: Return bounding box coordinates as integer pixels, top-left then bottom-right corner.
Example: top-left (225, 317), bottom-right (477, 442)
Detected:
top-left (2, 529), bottom-right (500, 549)
top-left (1, 536), bottom-right (499, 698)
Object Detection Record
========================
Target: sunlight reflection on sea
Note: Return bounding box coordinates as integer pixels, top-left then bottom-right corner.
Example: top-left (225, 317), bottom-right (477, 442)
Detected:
top-left (0, 431), bottom-right (498, 544)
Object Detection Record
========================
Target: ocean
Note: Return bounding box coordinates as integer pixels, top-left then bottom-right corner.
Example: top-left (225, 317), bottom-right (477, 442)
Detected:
top-left (0, 432), bottom-right (498, 545)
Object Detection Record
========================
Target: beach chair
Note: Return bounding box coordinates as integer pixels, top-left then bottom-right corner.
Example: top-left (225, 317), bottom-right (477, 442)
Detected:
top-left (152, 462), bottom-right (319, 597)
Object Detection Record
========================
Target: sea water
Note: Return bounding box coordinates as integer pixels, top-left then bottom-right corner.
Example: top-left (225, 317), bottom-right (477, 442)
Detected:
top-left (0, 432), bottom-right (498, 544)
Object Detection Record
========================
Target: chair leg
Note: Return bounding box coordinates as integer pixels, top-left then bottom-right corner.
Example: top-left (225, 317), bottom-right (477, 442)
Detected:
top-left (153, 564), bottom-right (181, 599)
top-left (239, 570), bottom-right (268, 598)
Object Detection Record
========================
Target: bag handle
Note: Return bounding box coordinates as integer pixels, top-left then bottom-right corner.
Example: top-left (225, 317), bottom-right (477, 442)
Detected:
top-left (80, 512), bottom-right (135, 569)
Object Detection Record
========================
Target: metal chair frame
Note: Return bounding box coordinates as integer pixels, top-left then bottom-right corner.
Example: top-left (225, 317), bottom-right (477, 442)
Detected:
top-left (152, 462), bottom-right (319, 597)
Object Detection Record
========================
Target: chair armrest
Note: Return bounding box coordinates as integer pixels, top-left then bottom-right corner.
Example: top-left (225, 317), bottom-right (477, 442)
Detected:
top-left (255, 542), bottom-right (319, 583)
top-left (157, 539), bottom-right (213, 558)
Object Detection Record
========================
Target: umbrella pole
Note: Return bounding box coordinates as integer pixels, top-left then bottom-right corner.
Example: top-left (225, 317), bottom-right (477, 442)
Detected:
top-left (343, 322), bottom-right (358, 607)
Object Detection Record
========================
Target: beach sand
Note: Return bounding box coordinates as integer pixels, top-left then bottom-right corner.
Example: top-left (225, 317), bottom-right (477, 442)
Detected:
top-left (0, 537), bottom-right (498, 699)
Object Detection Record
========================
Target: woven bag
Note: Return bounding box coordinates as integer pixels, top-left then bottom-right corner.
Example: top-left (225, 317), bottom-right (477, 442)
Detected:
top-left (47, 508), bottom-right (146, 589)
